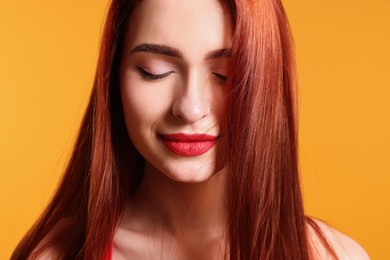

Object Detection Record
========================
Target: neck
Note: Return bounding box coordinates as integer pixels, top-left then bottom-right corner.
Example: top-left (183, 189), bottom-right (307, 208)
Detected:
top-left (125, 163), bottom-right (228, 241)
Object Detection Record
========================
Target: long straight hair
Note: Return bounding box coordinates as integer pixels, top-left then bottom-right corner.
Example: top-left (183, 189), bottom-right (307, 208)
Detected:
top-left (227, 0), bottom-right (307, 259)
top-left (12, 0), bottom-right (336, 259)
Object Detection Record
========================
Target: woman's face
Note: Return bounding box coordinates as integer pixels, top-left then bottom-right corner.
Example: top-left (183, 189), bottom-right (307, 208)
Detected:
top-left (119, 0), bottom-right (232, 182)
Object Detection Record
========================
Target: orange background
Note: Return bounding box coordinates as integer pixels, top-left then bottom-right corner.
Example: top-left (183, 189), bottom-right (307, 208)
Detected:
top-left (1, 1), bottom-right (389, 259)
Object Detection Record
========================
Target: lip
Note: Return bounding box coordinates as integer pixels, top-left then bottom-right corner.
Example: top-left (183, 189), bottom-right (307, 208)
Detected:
top-left (160, 133), bottom-right (217, 156)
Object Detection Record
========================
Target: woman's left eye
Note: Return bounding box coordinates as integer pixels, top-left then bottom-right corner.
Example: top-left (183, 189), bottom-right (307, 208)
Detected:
top-left (136, 66), bottom-right (175, 81)
top-left (213, 73), bottom-right (227, 82)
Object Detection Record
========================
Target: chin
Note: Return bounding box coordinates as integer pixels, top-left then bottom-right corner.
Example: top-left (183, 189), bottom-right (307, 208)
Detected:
top-left (167, 163), bottom-right (227, 184)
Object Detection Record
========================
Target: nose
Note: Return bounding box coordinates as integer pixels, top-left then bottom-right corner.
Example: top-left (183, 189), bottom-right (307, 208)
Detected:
top-left (172, 71), bottom-right (210, 123)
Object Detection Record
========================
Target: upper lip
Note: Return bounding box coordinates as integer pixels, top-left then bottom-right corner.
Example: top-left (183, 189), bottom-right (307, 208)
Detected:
top-left (160, 133), bottom-right (217, 142)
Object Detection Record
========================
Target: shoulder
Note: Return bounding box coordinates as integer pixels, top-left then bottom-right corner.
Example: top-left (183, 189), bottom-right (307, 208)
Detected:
top-left (307, 218), bottom-right (370, 260)
top-left (29, 218), bottom-right (72, 260)
top-left (29, 236), bottom-right (61, 260)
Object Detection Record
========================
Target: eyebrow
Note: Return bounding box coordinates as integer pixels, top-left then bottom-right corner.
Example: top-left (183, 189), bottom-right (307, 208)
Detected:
top-left (130, 43), bottom-right (231, 60)
top-left (205, 48), bottom-right (231, 60)
top-left (130, 43), bottom-right (182, 58)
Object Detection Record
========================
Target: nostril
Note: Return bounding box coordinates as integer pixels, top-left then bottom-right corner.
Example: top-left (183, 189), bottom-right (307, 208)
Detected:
top-left (175, 113), bottom-right (183, 119)
top-left (171, 73), bottom-right (212, 123)
top-left (172, 98), bottom-right (210, 123)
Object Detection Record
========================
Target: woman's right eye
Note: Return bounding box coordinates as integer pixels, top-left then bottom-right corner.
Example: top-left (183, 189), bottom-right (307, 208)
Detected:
top-left (136, 66), bottom-right (174, 81)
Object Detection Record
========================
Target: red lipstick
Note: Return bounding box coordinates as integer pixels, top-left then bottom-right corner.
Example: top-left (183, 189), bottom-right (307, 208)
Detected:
top-left (160, 133), bottom-right (217, 156)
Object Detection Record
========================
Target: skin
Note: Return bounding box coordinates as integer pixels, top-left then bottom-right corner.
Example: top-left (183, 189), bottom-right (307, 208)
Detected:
top-left (119, 0), bottom-right (231, 184)
top-left (116, 0), bottom-right (231, 258)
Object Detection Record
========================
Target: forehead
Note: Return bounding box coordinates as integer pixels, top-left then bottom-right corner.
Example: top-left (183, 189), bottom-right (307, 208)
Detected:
top-left (123, 0), bottom-right (233, 61)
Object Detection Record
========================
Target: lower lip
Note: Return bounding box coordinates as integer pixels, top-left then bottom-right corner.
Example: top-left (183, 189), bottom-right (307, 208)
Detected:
top-left (161, 137), bottom-right (217, 156)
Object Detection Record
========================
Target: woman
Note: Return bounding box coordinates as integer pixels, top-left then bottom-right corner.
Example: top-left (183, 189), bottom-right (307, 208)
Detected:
top-left (12, 0), bottom-right (369, 259)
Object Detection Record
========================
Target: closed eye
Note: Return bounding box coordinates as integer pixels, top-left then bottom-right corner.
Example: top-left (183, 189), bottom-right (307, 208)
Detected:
top-left (213, 73), bottom-right (227, 82)
top-left (137, 66), bottom-right (175, 80)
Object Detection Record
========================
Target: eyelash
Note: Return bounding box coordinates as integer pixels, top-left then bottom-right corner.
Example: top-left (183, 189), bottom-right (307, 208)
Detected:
top-left (136, 66), bottom-right (227, 82)
top-left (137, 66), bottom-right (174, 80)
top-left (213, 73), bottom-right (227, 82)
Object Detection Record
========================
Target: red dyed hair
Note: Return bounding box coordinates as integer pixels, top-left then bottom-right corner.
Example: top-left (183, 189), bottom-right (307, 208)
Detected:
top-left (12, 0), bottom-right (336, 259)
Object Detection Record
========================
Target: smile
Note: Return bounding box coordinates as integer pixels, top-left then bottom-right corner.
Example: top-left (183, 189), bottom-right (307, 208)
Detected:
top-left (159, 133), bottom-right (217, 156)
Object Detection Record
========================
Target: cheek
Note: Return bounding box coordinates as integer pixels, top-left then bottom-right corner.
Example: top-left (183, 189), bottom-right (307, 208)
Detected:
top-left (120, 77), bottom-right (172, 129)
top-left (211, 88), bottom-right (226, 122)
